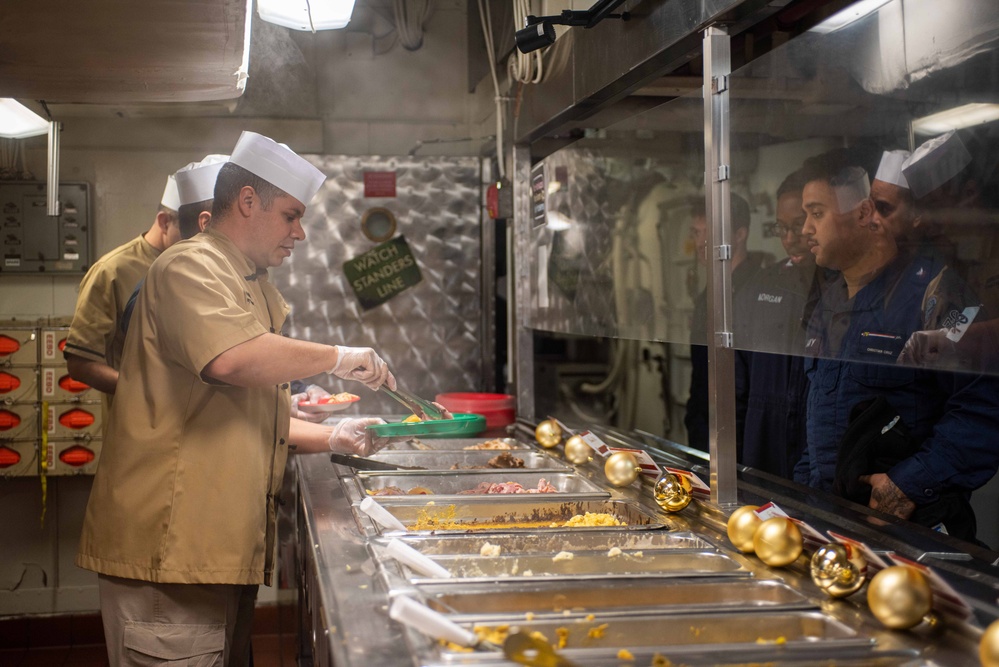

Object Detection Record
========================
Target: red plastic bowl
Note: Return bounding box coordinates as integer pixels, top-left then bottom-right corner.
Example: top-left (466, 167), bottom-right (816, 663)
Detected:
top-left (435, 392), bottom-right (515, 430)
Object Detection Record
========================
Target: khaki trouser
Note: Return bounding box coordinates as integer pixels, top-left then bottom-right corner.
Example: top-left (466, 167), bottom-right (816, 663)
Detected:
top-left (98, 574), bottom-right (258, 667)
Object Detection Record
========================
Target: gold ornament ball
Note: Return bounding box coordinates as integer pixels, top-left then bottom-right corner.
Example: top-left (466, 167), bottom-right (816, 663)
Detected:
top-left (867, 566), bottom-right (932, 630)
top-left (726, 505), bottom-right (761, 553)
top-left (653, 472), bottom-right (692, 512)
top-left (753, 517), bottom-right (804, 568)
top-left (535, 420), bottom-right (562, 448)
top-left (980, 619), bottom-right (999, 667)
top-left (563, 435), bottom-right (593, 465)
top-left (604, 451), bottom-right (640, 487)
top-left (810, 543), bottom-right (867, 598)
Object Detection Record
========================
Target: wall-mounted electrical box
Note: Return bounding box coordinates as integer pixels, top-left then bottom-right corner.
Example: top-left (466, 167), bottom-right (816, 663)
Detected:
top-left (0, 182), bottom-right (92, 274)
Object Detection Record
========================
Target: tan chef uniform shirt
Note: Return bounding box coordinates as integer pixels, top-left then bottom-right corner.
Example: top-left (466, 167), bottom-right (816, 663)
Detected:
top-left (76, 229), bottom-right (292, 586)
top-left (64, 233), bottom-right (161, 414)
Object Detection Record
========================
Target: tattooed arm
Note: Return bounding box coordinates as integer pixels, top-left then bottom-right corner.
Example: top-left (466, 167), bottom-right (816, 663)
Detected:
top-left (858, 473), bottom-right (916, 520)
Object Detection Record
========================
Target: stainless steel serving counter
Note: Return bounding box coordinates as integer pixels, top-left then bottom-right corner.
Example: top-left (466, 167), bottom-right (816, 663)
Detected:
top-left (295, 429), bottom-right (999, 666)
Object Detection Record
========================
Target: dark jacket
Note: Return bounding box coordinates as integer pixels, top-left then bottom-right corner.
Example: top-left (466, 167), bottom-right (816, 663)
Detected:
top-left (795, 252), bottom-right (999, 538)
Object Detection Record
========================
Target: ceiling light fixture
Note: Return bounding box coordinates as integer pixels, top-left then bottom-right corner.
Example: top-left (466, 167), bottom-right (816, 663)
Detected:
top-left (0, 99), bottom-right (49, 139)
top-left (912, 103), bottom-right (999, 135)
top-left (257, 0), bottom-right (356, 32)
top-left (808, 0), bottom-right (892, 34)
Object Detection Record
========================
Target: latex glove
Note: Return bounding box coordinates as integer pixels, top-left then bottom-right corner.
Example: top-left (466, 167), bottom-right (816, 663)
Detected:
top-left (430, 401), bottom-right (454, 420)
top-left (329, 345), bottom-right (397, 391)
top-left (290, 384), bottom-right (333, 423)
top-left (328, 417), bottom-right (404, 457)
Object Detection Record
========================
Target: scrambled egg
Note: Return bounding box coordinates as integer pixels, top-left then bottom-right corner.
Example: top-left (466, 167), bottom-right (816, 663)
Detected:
top-left (587, 623), bottom-right (609, 639)
top-left (479, 542), bottom-right (501, 557)
top-left (402, 414), bottom-right (422, 423)
top-left (553, 550), bottom-right (574, 562)
top-left (558, 512), bottom-right (624, 527)
top-left (616, 648), bottom-right (634, 660)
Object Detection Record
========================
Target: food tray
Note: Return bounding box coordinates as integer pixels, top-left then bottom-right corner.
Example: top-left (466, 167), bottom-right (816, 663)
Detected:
top-left (358, 498), bottom-right (670, 536)
top-left (367, 413), bottom-right (485, 438)
top-left (358, 450), bottom-right (572, 474)
top-left (420, 611), bottom-right (873, 663)
top-left (382, 530), bottom-right (715, 556)
top-left (418, 578), bottom-right (813, 621)
top-left (383, 437), bottom-right (530, 451)
top-left (350, 471), bottom-right (609, 502)
top-left (383, 546), bottom-right (744, 584)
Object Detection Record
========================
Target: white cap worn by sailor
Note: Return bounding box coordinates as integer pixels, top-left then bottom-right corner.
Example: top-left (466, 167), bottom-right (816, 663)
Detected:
top-left (175, 154), bottom-right (229, 207)
top-left (160, 174), bottom-right (181, 211)
top-left (902, 130), bottom-right (972, 199)
top-left (229, 131), bottom-right (326, 204)
top-left (874, 150), bottom-right (911, 189)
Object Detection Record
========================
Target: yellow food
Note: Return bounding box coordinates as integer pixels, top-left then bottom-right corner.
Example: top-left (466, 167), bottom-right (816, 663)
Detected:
top-left (553, 550), bottom-right (574, 562)
top-left (587, 623), bottom-right (608, 639)
top-left (318, 392), bottom-right (358, 404)
top-left (411, 505), bottom-right (628, 531)
top-left (755, 636), bottom-right (787, 645)
top-left (555, 626), bottom-right (569, 649)
top-left (402, 414), bottom-right (422, 423)
top-left (558, 512), bottom-right (624, 527)
top-left (480, 542), bottom-right (501, 557)
top-left (473, 624), bottom-right (510, 645)
top-left (607, 547), bottom-right (622, 558)
top-left (616, 648), bottom-right (634, 660)
top-left (651, 654), bottom-right (674, 667)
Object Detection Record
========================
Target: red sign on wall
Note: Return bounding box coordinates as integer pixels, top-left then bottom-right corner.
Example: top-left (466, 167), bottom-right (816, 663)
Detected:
top-left (364, 171), bottom-right (397, 198)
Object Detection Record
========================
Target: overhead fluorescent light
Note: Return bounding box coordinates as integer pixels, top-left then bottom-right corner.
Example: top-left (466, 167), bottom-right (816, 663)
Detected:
top-left (809, 0), bottom-right (892, 34)
top-left (913, 103), bottom-right (999, 135)
top-left (258, 0), bottom-right (356, 32)
top-left (0, 99), bottom-right (49, 139)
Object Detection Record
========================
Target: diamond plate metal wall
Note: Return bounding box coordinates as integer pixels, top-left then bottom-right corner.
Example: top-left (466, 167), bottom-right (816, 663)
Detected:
top-left (272, 156), bottom-right (486, 416)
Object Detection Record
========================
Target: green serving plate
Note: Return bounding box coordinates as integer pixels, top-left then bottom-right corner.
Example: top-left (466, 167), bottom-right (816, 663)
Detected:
top-left (366, 412), bottom-right (486, 438)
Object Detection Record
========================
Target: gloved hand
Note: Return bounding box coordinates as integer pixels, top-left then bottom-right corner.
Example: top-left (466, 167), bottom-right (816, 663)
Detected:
top-left (290, 384), bottom-right (333, 423)
top-left (329, 345), bottom-right (397, 391)
top-left (328, 417), bottom-right (405, 457)
top-left (430, 401), bottom-right (454, 420)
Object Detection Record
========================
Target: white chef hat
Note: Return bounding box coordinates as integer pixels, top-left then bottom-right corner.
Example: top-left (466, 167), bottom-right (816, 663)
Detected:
top-left (902, 130), bottom-right (972, 199)
top-left (175, 154), bottom-right (229, 206)
top-left (229, 131), bottom-right (326, 204)
top-left (160, 174), bottom-right (180, 211)
top-left (874, 150), bottom-right (911, 189)
top-left (832, 166), bottom-right (871, 212)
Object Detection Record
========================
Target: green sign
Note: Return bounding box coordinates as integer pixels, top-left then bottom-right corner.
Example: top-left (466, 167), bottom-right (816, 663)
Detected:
top-left (343, 235), bottom-right (422, 310)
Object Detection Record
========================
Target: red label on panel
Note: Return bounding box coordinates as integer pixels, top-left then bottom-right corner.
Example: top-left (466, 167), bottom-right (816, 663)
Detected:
top-left (364, 171), bottom-right (397, 198)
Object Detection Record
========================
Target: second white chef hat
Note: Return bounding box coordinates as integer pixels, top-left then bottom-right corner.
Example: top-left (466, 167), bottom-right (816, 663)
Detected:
top-left (874, 150), bottom-right (911, 189)
top-left (175, 154), bottom-right (229, 206)
top-left (902, 131), bottom-right (972, 199)
top-left (160, 174), bottom-right (180, 211)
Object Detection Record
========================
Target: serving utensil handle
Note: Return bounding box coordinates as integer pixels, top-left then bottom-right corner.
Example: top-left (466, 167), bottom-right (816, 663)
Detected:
top-left (389, 595), bottom-right (477, 648)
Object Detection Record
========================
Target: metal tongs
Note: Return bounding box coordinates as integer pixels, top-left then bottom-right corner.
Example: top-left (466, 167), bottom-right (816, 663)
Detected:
top-left (382, 386), bottom-right (448, 421)
top-left (388, 596), bottom-right (580, 667)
